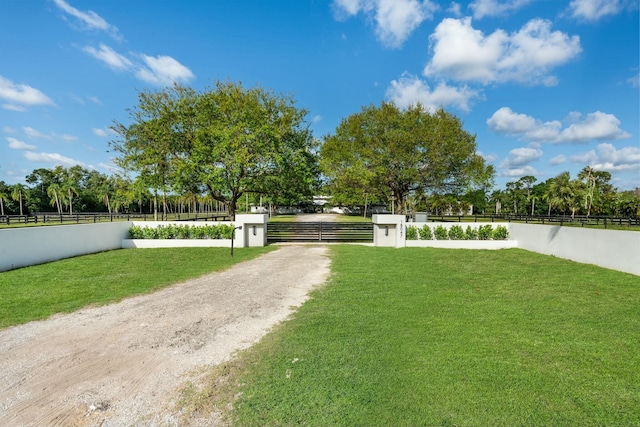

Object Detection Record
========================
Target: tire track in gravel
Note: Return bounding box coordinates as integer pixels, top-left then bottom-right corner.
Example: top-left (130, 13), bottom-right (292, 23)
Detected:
top-left (0, 245), bottom-right (330, 427)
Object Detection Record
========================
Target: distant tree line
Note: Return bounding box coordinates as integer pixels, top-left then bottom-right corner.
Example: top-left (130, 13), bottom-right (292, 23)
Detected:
top-left (1, 83), bottom-right (638, 219)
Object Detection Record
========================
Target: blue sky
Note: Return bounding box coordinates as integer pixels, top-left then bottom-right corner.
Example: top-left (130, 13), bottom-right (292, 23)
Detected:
top-left (1, 0), bottom-right (638, 191)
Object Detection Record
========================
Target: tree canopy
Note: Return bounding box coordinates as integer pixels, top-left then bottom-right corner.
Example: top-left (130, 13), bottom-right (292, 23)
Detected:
top-left (320, 102), bottom-right (493, 213)
top-left (110, 82), bottom-right (318, 219)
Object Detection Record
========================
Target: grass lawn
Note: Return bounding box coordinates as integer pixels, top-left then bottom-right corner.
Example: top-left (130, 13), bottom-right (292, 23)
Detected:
top-left (0, 247), bottom-right (274, 329)
top-left (188, 246), bottom-right (639, 426)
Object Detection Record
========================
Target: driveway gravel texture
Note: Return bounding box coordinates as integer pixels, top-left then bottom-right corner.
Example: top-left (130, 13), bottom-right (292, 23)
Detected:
top-left (0, 244), bottom-right (330, 426)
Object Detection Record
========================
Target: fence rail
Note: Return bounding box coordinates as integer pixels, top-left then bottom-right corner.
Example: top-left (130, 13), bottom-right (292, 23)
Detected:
top-left (0, 212), bottom-right (229, 226)
top-left (268, 222), bottom-right (373, 243)
top-left (409, 214), bottom-right (640, 228)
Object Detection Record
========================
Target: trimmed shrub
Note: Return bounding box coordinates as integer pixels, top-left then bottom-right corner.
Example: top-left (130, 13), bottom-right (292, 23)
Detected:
top-left (478, 224), bottom-right (493, 240)
top-left (128, 225), bottom-right (143, 239)
top-left (434, 225), bottom-right (449, 240)
top-left (493, 225), bottom-right (509, 240)
top-left (448, 225), bottom-right (464, 240)
top-left (419, 225), bottom-right (433, 240)
top-left (406, 226), bottom-right (418, 240)
top-left (464, 225), bottom-right (478, 240)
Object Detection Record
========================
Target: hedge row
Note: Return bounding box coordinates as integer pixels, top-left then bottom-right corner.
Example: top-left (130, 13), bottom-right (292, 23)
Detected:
top-left (128, 224), bottom-right (235, 240)
top-left (406, 224), bottom-right (509, 241)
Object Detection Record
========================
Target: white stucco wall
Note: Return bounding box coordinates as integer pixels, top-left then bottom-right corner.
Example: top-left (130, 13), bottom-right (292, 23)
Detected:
top-left (0, 222), bottom-right (130, 272)
top-left (509, 223), bottom-right (640, 276)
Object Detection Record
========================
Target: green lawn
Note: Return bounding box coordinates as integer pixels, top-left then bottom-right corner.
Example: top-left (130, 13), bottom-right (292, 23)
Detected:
top-left (188, 246), bottom-right (639, 426)
top-left (0, 247), bottom-right (274, 329)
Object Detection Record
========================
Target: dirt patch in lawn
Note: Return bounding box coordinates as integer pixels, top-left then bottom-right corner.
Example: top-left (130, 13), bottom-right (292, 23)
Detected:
top-left (0, 245), bottom-right (330, 427)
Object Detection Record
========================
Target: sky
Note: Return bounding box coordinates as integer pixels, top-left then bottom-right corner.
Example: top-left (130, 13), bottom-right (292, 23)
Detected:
top-left (1, 0), bottom-right (638, 191)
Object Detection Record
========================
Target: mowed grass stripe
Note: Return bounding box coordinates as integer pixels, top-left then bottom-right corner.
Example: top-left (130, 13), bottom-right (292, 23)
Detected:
top-left (0, 247), bottom-right (274, 329)
top-left (228, 246), bottom-right (639, 426)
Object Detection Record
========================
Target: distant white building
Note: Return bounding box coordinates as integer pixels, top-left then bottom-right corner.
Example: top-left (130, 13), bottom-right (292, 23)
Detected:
top-left (313, 195), bottom-right (331, 206)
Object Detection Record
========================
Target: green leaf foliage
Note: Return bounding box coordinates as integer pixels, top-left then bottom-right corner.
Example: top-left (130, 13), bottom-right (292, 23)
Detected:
top-left (419, 224), bottom-right (433, 240)
top-left (434, 225), bottom-right (449, 240)
top-left (492, 225), bottom-right (509, 240)
top-left (448, 224), bottom-right (464, 240)
top-left (478, 224), bottom-right (494, 240)
top-left (110, 82), bottom-right (318, 220)
top-left (464, 225), bottom-right (478, 240)
top-left (320, 102), bottom-right (493, 213)
top-left (406, 225), bottom-right (418, 240)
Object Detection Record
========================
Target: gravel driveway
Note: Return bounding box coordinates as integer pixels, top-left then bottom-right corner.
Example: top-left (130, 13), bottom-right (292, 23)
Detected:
top-left (0, 245), bottom-right (330, 427)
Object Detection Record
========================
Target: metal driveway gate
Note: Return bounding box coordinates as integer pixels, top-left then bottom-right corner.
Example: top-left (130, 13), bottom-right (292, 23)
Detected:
top-left (267, 222), bottom-right (373, 243)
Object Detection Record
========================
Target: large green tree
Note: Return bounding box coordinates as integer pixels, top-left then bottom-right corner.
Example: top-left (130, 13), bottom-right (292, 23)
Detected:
top-left (110, 82), bottom-right (317, 220)
top-left (320, 102), bottom-right (493, 214)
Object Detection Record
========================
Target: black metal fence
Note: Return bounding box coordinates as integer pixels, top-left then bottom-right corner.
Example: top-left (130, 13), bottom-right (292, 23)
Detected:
top-left (408, 213), bottom-right (640, 228)
top-left (0, 212), bottom-right (229, 226)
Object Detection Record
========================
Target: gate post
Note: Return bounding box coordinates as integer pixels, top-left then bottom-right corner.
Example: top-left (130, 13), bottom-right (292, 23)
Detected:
top-left (372, 214), bottom-right (405, 248)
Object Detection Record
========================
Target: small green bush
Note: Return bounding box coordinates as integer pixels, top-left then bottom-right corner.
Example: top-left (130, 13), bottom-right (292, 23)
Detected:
top-left (128, 225), bottom-right (143, 239)
top-left (464, 225), bottom-right (478, 240)
top-left (448, 225), bottom-right (464, 240)
top-left (493, 225), bottom-right (509, 240)
top-left (406, 226), bottom-right (418, 240)
top-left (419, 225), bottom-right (432, 240)
top-left (478, 224), bottom-right (493, 240)
top-left (434, 225), bottom-right (449, 240)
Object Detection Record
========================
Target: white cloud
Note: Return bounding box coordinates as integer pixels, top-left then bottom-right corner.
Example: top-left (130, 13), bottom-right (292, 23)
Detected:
top-left (628, 72), bottom-right (640, 88)
top-left (136, 54), bottom-right (195, 86)
top-left (570, 143), bottom-right (640, 172)
top-left (83, 44), bottom-right (132, 70)
top-left (87, 96), bottom-right (103, 105)
top-left (2, 126), bottom-right (17, 134)
top-left (447, 2), bottom-right (462, 16)
top-left (0, 76), bottom-right (55, 109)
top-left (82, 45), bottom-right (194, 87)
top-left (501, 165), bottom-right (538, 177)
top-left (53, 0), bottom-right (122, 40)
top-left (502, 147), bottom-right (543, 168)
top-left (2, 103), bottom-right (26, 112)
top-left (477, 150), bottom-right (498, 163)
top-left (7, 137), bottom-right (37, 150)
top-left (569, 0), bottom-right (621, 21)
top-left (332, 0), bottom-right (438, 48)
top-left (23, 126), bottom-right (53, 140)
top-left (59, 134), bottom-right (77, 142)
top-left (93, 127), bottom-right (115, 137)
top-left (424, 18), bottom-right (581, 86)
top-left (23, 151), bottom-right (87, 168)
top-left (549, 154), bottom-right (567, 165)
top-left (560, 111), bottom-right (631, 143)
top-left (500, 146), bottom-right (541, 180)
top-left (487, 107), bottom-right (630, 144)
top-left (386, 73), bottom-right (480, 111)
top-left (469, 0), bottom-right (532, 19)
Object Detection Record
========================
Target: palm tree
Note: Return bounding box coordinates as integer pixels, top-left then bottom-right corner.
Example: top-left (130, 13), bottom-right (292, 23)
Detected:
top-left (578, 166), bottom-right (597, 217)
top-left (0, 190), bottom-right (8, 216)
top-left (529, 194), bottom-right (540, 216)
top-left (11, 184), bottom-right (25, 216)
top-left (61, 183), bottom-right (78, 215)
top-left (546, 172), bottom-right (576, 217)
top-left (47, 183), bottom-right (63, 214)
